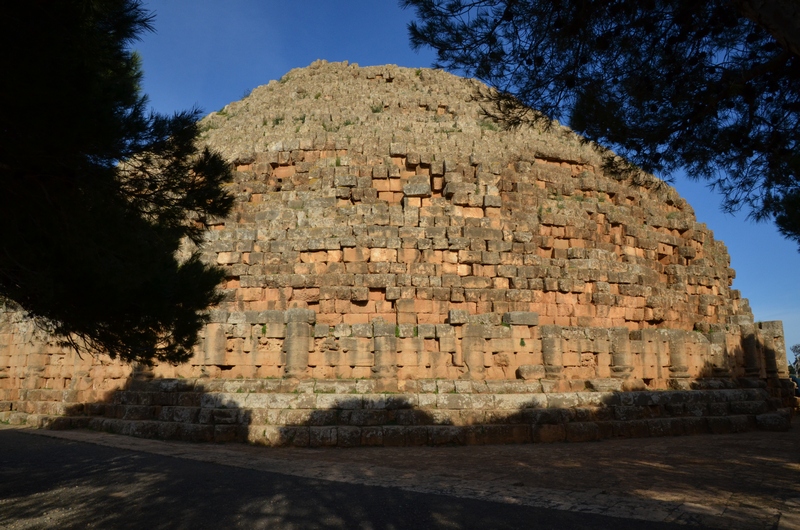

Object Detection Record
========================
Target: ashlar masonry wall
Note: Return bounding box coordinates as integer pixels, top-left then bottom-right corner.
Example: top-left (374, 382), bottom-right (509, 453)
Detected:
top-left (183, 308), bottom-right (790, 389)
top-left (0, 305), bottom-right (792, 412)
top-left (215, 141), bottom-right (748, 333)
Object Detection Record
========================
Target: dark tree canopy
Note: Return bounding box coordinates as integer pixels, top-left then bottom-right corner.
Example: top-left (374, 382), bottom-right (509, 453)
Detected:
top-left (403, 0), bottom-right (800, 246)
top-left (0, 1), bottom-right (233, 364)
top-left (791, 344), bottom-right (800, 375)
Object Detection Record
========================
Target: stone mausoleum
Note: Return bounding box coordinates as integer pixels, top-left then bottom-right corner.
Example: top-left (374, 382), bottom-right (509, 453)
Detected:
top-left (1, 62), bottom-right (795, 446)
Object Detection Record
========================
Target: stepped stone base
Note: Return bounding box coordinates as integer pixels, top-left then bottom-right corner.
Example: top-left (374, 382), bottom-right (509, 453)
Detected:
top-left (2, 377), bottom-right (793, 447)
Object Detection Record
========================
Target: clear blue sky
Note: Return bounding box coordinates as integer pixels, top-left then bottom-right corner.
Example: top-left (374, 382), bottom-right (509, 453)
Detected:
top-left (136, 0), bottom-right (799, 351)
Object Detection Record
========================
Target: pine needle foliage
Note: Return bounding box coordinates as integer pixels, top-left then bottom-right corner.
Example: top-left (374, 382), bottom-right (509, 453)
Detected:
top-left (404, 0), bottom-right (800, 247)
top-left (0, 1), bottom-right (234, 364)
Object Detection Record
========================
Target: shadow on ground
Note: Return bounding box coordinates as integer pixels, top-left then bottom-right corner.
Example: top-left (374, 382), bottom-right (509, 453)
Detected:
top-left (0, 428), bottom-right (698, 530)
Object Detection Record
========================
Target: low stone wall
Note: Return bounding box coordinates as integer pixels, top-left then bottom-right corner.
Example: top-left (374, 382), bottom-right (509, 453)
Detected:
top-left (7, 377), bottom-right (793, 447)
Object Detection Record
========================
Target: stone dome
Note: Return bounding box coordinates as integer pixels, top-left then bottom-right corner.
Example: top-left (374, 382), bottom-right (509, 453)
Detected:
top-left (198, 60), bottom-right (750, 336)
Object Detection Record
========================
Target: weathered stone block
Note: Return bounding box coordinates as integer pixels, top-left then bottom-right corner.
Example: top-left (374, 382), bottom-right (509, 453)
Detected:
top-left (334, 174), bottom-right (357, 187)
top-left (403, 175), bottom-right (432, 197)
top-left (532, 423), bottom-right (566, 443)
top-left (309, 426), bottom-right (337, 447)
top-left (565, 422), bottom-right (600, 442)
top-left (336, 426), bottom-right (362, 447)
top-left (262, 323), bottom-right (285, 338)
top-left (755, 411), bottom-right (790, 431)
top-left (448, 310), bottom-right (469, 325)
top-left (502, 311), bottom-right (539, 326)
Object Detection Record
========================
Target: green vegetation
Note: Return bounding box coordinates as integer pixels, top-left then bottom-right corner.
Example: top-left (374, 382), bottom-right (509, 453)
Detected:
top-left (0, 1), bottom-right (233, 365)
top-left (405, 0), bottom-right (800, 248)
top-left (478, 119), bottom-right (498, 131)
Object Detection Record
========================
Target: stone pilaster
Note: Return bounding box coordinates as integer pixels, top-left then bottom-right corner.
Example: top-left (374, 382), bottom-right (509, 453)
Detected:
top-left (666, 329), bottom-right (690, 388)
top-left (707, 331), bottom-right (731, 378)
top-left (283, 308), bottom-right (315, 379)
top-left (610, 327), bottom-right (633, 379)
top-left (758, 321), bottom-right (788, 378)
top-left (372, 320), bottom-right (397, 378)
top-left (462, 323), bottom-right (486, 380)
top-left (540, 325), bottom-right (563, 379)
top-left (740, 324), bottom-right (762, 378)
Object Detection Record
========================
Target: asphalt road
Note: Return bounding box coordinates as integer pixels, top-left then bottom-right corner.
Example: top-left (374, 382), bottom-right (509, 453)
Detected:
top-left (0, 429), bottom-right (695, 530)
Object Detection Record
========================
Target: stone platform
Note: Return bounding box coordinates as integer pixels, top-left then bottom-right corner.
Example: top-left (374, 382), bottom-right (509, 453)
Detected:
top-left (4, 376), bottom-right (793, 447)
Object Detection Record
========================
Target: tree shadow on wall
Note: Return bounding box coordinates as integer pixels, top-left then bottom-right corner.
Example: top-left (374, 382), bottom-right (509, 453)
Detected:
top-left (47, 370), bottom-right (787, 449)
top-left (57, 369), bottom-right (252, 444)
top-left (255, 394), bottom-right (604, 447)
top-left (257, 389), bottom-right (764, 449)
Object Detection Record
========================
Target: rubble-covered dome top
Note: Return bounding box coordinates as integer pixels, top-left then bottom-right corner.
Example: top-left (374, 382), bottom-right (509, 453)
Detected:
top-left (197, 60), bottom-right (751, 333)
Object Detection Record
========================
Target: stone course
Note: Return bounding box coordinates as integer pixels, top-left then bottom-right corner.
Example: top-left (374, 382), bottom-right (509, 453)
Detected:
top-left (7, 376), bottom-right (792, 448)
top-left (0, 61), bottom-right (795, 445)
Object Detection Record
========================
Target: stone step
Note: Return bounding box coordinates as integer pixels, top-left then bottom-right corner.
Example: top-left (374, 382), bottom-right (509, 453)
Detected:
top-left (0, 412), bottom-right (92, 429)
top-left (97, 385), bottom-right (772, 406)
top-left (121, 378), bottom-right (551, 395)
top-left (14, 411), bottom-right (788, 447)
top-left (8, 386), bottom-right (777, 426)
top-left (23, 402), bottom-right (780, 427)
top-left (5, 383), bottom-right (788, 447)
top-left (18, 389), bottom-right (81, 402)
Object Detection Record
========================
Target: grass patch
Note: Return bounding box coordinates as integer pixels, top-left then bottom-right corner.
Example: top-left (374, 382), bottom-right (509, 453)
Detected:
top-left (478, 119), bottom-right (499, 131)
